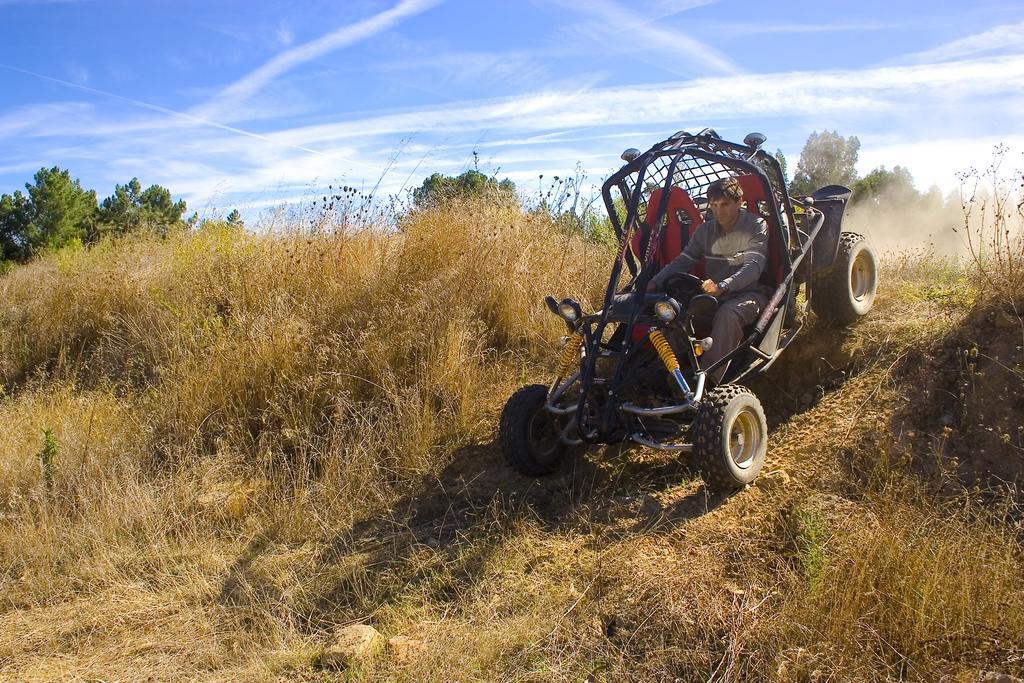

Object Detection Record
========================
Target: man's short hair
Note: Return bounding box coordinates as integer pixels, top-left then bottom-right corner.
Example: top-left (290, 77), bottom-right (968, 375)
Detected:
top-left (706, 177), bottom-right (743, 202)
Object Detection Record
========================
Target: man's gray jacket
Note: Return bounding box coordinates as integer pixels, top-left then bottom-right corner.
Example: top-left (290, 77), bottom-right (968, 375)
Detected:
top-left (648, 211), bottom-right (769, 295)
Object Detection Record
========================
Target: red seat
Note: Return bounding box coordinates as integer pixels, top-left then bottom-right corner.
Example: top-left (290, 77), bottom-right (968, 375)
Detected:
top-left (630, 187), bottom-right (704, 341)
top-left (735, 175), bottom-right (784, 288)
top-left (630, 186), bottom-right (704, 276)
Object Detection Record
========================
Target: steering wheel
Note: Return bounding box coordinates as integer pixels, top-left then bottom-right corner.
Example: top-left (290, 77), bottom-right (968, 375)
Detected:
top-left (662, 273), bottom-right (703, 301)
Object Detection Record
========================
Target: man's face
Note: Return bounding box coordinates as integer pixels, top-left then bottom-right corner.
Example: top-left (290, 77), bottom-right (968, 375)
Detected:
top-left (708, 194), bottom-right (743, 230)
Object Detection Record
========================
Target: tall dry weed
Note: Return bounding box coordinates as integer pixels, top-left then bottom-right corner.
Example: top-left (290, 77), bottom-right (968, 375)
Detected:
top-left (0, 196), bottom-right (609, 627)
top-left (958, 145), bottom-right (1024, 308)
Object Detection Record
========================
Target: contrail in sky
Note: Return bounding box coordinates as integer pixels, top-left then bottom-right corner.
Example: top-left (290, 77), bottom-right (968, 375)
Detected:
top-left (193, 0), bottom-right (445, 119)
top-left (0, 63), bottom-right (379, 170)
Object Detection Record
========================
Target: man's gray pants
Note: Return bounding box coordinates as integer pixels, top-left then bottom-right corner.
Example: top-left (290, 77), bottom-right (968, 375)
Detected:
top-left (701, 291), bottom-right (768, 383)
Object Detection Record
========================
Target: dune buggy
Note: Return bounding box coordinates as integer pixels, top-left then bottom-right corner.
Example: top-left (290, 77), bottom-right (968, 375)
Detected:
top-left (500, 129), bottom-right (878, 491)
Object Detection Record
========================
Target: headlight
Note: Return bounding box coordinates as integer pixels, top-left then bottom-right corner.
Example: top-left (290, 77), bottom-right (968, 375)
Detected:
top-left (654, 299), bottom-right (679, 322)
top-left (558, 299), bottom-right (581, 322)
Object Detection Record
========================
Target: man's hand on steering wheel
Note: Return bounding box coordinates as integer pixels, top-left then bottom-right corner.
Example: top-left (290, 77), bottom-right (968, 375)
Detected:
top-left (702, 279), bottom-right (723, 296)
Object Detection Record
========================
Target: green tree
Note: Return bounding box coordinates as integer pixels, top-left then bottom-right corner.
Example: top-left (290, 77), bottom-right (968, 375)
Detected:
top-left (851, 165), bottom-right (918, 205)
top-left (137, 183), bottom-right (186, 229)
top-left (226, 209), bottom-right (243, 226)
top-left (24, 166), bottom-right (98, 256)
top-left (96, 178), bottom-right (142, 235)
top-left (413, 169), bottom-right (516, 208)
top-left (774, 149), bottom-right (789, 186)
top-left (0, 190), bottom-right (33, 263)
top-left (789, 131), bottom-right (861, 196)
top-left (97, 178), bottom-right (187, 237)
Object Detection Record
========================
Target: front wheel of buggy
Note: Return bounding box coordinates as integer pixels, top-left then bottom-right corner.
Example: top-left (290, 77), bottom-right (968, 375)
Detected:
top-left (500, 384), bottom-right (565, 476)
top-left (811, 232), bottom-right (877, 326)
top-left (693, 385), bottom-right (767, 491)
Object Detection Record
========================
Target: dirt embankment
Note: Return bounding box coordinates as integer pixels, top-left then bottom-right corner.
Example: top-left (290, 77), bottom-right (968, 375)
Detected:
top-left (894, 300), bottom-right (1024, 491)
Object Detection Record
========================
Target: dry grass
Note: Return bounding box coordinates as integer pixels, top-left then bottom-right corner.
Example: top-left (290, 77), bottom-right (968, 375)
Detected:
top-left (773, 489), bottom-right (1024, 681)
top-left (1, 188), bottom-right (1023, 682)
top-left (0, 196), bottom-right (609, 679)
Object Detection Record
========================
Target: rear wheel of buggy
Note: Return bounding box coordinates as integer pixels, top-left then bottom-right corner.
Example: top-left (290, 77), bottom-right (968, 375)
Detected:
top-left (693, 385), bottom-right (767, 491)
top-left (500, 384), bottom-right (565, 476)
top-left (811, 232), bottom-right (877, 326)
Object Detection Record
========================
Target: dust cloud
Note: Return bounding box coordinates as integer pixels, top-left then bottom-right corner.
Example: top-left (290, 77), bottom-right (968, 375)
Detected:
top-left (843, 188), bottom-right (966, 259)
top-left (844, 183), bottom-right (1024, 263)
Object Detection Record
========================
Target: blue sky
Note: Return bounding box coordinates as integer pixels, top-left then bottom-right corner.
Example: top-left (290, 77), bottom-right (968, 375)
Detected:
top-left (1, 0), bottom-right (1022, 219)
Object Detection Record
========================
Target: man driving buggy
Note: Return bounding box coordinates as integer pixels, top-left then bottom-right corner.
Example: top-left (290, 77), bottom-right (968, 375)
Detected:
top-left (646, 176), bottom-right (769, 383)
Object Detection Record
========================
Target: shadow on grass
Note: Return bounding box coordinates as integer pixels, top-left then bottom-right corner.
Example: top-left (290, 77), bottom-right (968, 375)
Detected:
top-left (215, 437), bottom-right (732, 632)
top-left (333, 438), bottom-right (721, 552)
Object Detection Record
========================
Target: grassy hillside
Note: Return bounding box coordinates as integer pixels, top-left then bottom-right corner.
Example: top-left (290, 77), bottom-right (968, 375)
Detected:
top-left (0, 192), bottom-right (1022, 682)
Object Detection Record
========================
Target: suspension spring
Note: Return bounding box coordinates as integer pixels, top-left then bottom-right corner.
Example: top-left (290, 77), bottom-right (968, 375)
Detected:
top-left (648, 329), bottom-right (679, 373)
top-left (555, 334), bottom-right (584, 379)
top-left (649, 328), bottom-right (694, 400)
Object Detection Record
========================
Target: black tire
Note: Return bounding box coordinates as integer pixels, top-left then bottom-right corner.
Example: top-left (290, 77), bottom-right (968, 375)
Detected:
top-left (499, 384), bottom-right (565, 476)
top-left (693, 384), bottom-right (767, 491)
top-left (811, 232), bottom-right (877, 326)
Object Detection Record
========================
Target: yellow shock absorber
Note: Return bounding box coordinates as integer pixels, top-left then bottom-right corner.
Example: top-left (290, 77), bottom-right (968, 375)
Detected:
top-left (648, 329), bottom-right (680, 373)
top-left (554, 333), bottom-right (583, 379)
top-left (649, 329), bottom-right (695, 400)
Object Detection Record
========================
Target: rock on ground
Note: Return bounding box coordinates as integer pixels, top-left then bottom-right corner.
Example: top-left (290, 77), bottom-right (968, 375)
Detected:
top-left (318, 624), bottom-right (384, 670)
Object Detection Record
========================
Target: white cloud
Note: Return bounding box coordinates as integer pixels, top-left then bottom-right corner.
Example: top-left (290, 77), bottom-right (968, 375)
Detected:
top-left (700, 20), bottom-right (895, 35)
top-left (896, 20), bottom-right (1024, 63)
top-left (0, 63), bottom-right (377, 169)
top-left (153, 53), bottom-right (1024, 203)
top-left (192, 0), bottom-right (445, 120)
top-left (7, 50), bottom-right (1024, 210)
top-left (355, 50), bottom-right (553, 92)
top-left (0, 101), bottom-right (93, 139)
top-left (554, 0), bottom-right (739, 76)
top-left (647, 0), bottom-right (720, 17)
top-left (259, 54), bottom-right (1024, 149)
top-left (0, 161), bottom-right (45, 176)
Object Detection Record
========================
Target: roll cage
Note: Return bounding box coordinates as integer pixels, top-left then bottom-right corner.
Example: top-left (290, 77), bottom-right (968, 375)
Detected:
top-left (569, 129), bottom-right (834, 443)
